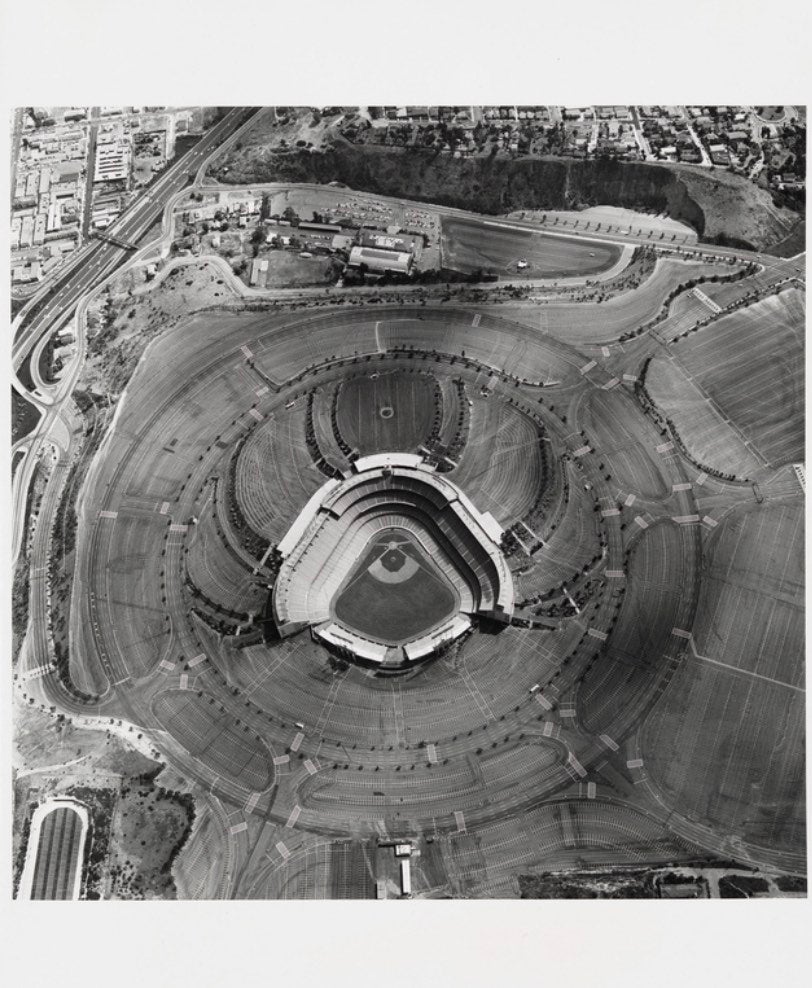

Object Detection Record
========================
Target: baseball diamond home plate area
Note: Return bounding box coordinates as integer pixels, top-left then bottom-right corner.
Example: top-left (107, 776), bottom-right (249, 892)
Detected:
top-left (11, 111), bottom-right (806, 901)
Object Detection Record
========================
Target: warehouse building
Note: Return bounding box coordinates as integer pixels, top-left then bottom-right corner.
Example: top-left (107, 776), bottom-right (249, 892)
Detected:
top-left (348, 245), bottom-right (413, 275)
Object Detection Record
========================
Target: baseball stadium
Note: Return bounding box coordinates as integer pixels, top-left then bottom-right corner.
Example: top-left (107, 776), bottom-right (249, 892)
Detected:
top-left (14, 179), bottom-right (805, 902)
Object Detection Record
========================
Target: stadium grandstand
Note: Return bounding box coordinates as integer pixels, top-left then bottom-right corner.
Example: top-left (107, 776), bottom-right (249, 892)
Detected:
top-left (272, 453), bottom-right (514, 666)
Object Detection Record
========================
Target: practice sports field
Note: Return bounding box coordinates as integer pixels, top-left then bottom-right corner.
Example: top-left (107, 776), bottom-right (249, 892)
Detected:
top-left (441, 216), bottom-right (622, 279)
top-left (336, 371), bottom-right (435, 454)
top-left (333, 529), bottom-right (457, 642)
top-left (29, 806), bottom-right (84, 899)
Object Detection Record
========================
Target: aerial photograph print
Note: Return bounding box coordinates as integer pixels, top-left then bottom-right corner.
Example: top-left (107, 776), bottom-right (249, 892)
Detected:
top-left (11, 100), bottom-right (807, 904)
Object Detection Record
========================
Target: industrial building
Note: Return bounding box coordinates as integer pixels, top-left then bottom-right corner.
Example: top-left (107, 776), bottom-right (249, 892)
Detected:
top-left (348, 245), bottom-right (413, 275)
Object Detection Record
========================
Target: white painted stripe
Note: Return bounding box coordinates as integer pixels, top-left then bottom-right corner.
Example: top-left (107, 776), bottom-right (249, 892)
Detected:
top-left (273, 754), bottom-right (290, 766)
top-left (634, 516), bottom-right (648, 529)
top-left (624, 493), bottom-right (636, 507)
top-left (285, 805), bottom-right (301, 829)
top-left (275, 841), bottom-right (290, 860)
top-left (672, 628), bottom-right (692, 639)
top-left (703, 515), bottom-right (718, 527)
top-left (580, 360), bottom-right (597, 374)
top-left (290, 732), bottom-right (304, 753)
top-left (189, 653), bottom-right (206, 667)
top-left (535, 692), bottom-right (552, 710)
top-left (245, 792), bottom-right (260, 814)
top-left (426, 743), bottom-right (438, 764)
top-left (99, 510), bottom-right (118, 519)
top-left (599, 734), bottom-right (619, 751)
top-left (672, 483), bottom-right (692, 492)
top-left (454, 811), bottom-right (466, 833)
top-left (606, 569), bottom-right (625, 578)
top-left (626, 758), bottom-right (644, 769)
top-left (229, 822), bottom-right (248, 835)
top-left (240, 344), bottom-right (253, 359)
top-left (588, 628), bottom-right (608, 641)
top-left (303, 759), bottom-right (317, 776)
top-left (655, 441), bottom-right (674, 453)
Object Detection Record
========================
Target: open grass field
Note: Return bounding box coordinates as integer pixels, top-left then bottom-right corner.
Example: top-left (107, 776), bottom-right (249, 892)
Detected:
top-left (648, 289), bottom-right (804, 473)
top-left (335, 370), bottom-right (435, 454)
top-left (29, 806), bottom-right (84, 899)
top-left (333, 529), bottom-right (457, 642)
top-left (441, 216), bottom-right (623, 279)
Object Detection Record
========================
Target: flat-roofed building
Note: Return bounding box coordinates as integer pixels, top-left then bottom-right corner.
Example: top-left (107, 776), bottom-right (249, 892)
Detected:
top-left (348, 245), bottom-right (412, 275)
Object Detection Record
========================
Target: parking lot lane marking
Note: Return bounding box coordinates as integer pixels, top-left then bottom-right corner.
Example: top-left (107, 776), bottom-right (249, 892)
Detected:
top-left (285, 805), bottom-right (301, 829)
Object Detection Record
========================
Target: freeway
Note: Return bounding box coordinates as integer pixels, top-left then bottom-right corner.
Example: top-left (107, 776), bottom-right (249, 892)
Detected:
top-left (12, 107), bottom-right (260, 374)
